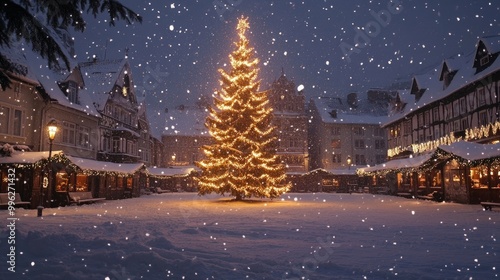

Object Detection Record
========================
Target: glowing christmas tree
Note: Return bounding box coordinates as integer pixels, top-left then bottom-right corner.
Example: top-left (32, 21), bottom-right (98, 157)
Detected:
top-left (196, 16), bottom-right (290, 200)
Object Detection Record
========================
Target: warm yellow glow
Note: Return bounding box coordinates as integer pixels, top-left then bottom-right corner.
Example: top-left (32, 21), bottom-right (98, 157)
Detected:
top-left (47, 120), bottom-right (58, 141)
top-left (196, 16), bottom-right (290, 200)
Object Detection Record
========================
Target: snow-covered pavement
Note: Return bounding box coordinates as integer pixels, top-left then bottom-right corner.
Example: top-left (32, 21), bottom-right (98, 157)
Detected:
top-left (1, 193), bottom-right (498, 279)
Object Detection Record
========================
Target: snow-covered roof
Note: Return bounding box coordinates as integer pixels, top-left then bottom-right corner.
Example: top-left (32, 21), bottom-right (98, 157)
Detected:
top-left (162, 105), bottom-right (209, 137)
top-left (145, 166), bottom-right (196, 177)
top-left (311, 95), bottom-right (389, 125)
top-left (0, 150), bottom-right (64, 164)
top-left (79, 58), bottom-right (128, 110)
top-left (66, 155), bottom-right (144, 174)
top-left (358, 153), bottom-right (434, 174)
top-left (384, 35), bottom-right (500, 126)
top-left (438, 141), bottom-right (500, 162)
top-left (21, 49), bottom-right (101, 117)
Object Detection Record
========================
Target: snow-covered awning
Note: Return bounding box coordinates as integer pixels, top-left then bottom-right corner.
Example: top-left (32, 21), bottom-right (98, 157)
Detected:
top-left (145, 166), bottom-right (196, 177)
top-left (436, 141), bottom-right (500, 165)
top-left (358, 153), bottom-right (435, 175)
top-left (66, 156), bottom-right (144, 175)
top-left (0, 150), bottom-right (64, 164)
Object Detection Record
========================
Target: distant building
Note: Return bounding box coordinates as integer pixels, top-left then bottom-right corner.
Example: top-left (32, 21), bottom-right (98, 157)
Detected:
top-left (308, 92), bottom-right (391, 171)
top-left (267, 72), bottom-right (309, 173)
top-left (161, 104), bottom-right (211, 167)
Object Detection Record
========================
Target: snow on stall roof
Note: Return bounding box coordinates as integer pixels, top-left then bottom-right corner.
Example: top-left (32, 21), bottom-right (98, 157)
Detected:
top-left (359, 152), bottom-right (434, 173)
top-left (385, 36), bottom-right (500, 126)
top-left (439, 141), bottom-right (500, 162)
top-left (146, 166), bottom-right (196, 177)
top-left (162, 105), bottom-right (209, 136)
top-left (311, 96), bottom-right (388, 125)
top-left (66, 155), bottom-right (144, 174)
top-left (4, 193), bottom-right (499, 279)
top-left (0, 150), bottom-right (63, 164)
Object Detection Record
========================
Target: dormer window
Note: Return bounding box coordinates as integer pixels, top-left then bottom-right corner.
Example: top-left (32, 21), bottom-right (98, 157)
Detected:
top-left (480, 55), bottom-right (490, 66)
top-left (60, 80), bottom-right (79, 104)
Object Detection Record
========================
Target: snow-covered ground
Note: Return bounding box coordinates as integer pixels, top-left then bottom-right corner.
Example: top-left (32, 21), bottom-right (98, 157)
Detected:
top-left (1, 193), bottom-right (498, 280)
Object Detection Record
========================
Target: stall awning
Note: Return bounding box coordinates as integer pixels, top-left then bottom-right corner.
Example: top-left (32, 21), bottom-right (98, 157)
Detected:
top-left (66, 156), bottom-right (144, 175)
top-left (358, 153), bottom-right (435, 175)
top-left (0, 150), bottom-right (64, 165)
top-left (437, 141), bottom-right (500, 164)
top-left (145, 166), bottom-right (196, 177)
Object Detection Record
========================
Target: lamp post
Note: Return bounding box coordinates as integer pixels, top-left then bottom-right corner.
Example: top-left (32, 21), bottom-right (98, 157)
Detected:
top-left (38, 119), bottom-right (58, 217)
top-left (347, 155), bottom-right (352, 170)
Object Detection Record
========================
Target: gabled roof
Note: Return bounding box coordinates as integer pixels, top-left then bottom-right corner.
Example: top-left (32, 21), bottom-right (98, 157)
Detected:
top-left (22, 49), bottom-right (100, 117)
top-left (79, 58), bottom-right (128, 110)
top-left (311, 95), bottom-right (389, 125)
top-left (479, 35), bottom-right (500, 55)
top-left (439, 54), bottom-right (465, 81)
top-left (384, 35), bottom-right (500, 127)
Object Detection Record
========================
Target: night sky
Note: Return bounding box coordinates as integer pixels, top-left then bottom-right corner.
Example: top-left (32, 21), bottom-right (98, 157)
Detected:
top-left (72, 1), bottom-right (500, 136)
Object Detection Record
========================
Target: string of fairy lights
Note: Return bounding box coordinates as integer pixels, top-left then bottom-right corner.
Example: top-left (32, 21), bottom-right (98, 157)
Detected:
top-left (196, 16), bottom-right (290, 199)
top-left (388, 120), bottom-right (500, 158)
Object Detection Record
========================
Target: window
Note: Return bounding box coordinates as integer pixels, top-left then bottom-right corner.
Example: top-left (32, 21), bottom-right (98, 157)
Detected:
top-left (66, 81), bottom-right (79, 104)
top-left (112, 137), bottom-right (121, 153)
top-left (102, 136), bottom-right (110, 152)
top-left (479, 111), bottom-right (487, 126)
top-left (77, 126), bottom-right (90, 148)
top-left (478, 88), bottom-right (486, 106)
top-left (453, 101), bottom-right (459, 117)
top-left (331, 139), bottom-right (341, 149)
top-left (289, 139), bottom-right (301, 148)
top-left (461, 118), bottom-right (468, 130)
top-left (0, 106), bottom-right (23, 136)
top-left (332, 154), bottom-right (342, 163)
top-left (433, 107), bottom-right (439, 122)
top-left (355, 154), bottom-right (366, 165)
top-left (424, 111), bottom-right (430, 125)
top-left (373, 127), bottom-right (384, 137)
top-left (331, 127), bottom-right (341, 135)
top-left (375, 140), bottom-right (385, 149)
top-left (0, 106), bottom-right (10, 134)
top-left (376, 155), bottom-right (386, 164)
top-left (353, 127), bottom-right (364, 136)
top-left (62, 122), bottom-right (76, 145)
top-left (480, 55), bottom-right (490, 66)
top-left (460, 98), bottom-right (466, 114)
top-left (403, 120), bottom-right (411, 135)
top-left (13, 109), bottom-right (22, 136)
top-left (354, 139), bottom-right (365, 149)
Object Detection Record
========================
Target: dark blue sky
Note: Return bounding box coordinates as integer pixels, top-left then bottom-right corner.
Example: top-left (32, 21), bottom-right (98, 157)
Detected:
top-left (72, 0), bottom-right (499, 136)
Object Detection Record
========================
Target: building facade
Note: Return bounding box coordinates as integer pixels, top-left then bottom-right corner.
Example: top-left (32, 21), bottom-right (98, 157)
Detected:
top-left (308, 92), bottom-right (391, 171)
top-left (267, 72), bottom-right (309, 173)
top-left (381, 36), bottom-right (500, 203)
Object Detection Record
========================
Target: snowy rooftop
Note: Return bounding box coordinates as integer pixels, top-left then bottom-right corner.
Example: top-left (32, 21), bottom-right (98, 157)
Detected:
top-left (145, 166), bottom-right (197, 177)
top-left (311, 95), bottom-right (389, 125)
top-left (79, 58), bottom-right (128, 110)
top-left (66, 155), bottom-right (144, 174)
top-left (385, 35), bottom-right (500, 126)
top-left (0, 150), bottom-right (63, 164)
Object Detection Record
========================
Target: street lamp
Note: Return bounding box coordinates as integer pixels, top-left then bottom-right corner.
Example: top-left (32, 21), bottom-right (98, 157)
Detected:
top-left (346, 155), bottom-right (352, 170)
top-left (38, 119), bottom-right (58, 217)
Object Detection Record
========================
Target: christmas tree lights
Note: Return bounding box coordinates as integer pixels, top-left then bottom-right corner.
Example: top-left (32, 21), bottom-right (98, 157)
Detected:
top-left (196, 16), bottom-right (290, 200)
